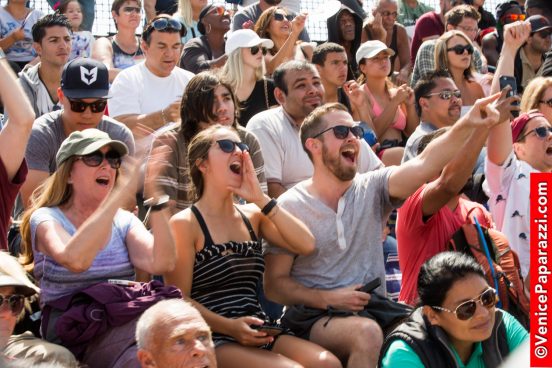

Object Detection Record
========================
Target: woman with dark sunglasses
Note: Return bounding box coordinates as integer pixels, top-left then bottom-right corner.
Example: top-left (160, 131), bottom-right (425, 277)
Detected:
top-left (180, 4), bottom-right (230, 74)
top-left (254, 6), bottom-right (312, 75)
top-left (221, 29), bottom-right (278, 126)
top-left (164, 124), bottom-right (342, 368)
top-left (521, 76), bottom-right (552, 123)
top-left (19, 128), bottom-right (176, 367)
top-left (380, 251), bottom-right (528, 368)
top-left (435, 30), bottom-right (485, 110)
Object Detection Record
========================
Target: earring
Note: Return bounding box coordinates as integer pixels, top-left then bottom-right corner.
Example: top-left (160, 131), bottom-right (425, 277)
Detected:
top-left (206, 23), bottom-right (212, 34)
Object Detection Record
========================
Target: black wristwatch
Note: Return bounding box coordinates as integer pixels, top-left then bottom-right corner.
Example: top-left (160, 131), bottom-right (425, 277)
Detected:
top-left (144, 194), bottom-right (170, 212)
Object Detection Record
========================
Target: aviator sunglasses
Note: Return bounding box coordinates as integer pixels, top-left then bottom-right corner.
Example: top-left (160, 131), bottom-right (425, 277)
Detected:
top-left (517, 126), bottom-right (552, 141)
top-left (122, 6), bottom-right (141, 14)
top-left (77, 150), bottom-right (122, 169)
top-left (432, 288), bottom-right (498, 321)
top-left (68, 99), bottom-right (107, 113)
top-left (216, 139), bottom-right (250, 153)
top-left (250, 45), bottom-right (268, 55)
top-left (0, 294), bottom-right (25, 316)
top-left (313, 125), bottom-right (364, 139)
top-left (424, 90), bottom-right (462, 100)
top-left (447, 44), bottom-right (474, 55)
top-left (273, 13), bottom-right (294, 22)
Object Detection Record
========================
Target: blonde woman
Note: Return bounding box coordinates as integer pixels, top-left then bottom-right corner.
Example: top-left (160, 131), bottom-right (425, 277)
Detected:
top-left (174, 0), bottom-right (206, 44)
top-left (520, 76), bottom-right (552, 123)
top-left (222, 29), bottom-right (277, 126)
top-left (434, 30), bottom-right (485, 110)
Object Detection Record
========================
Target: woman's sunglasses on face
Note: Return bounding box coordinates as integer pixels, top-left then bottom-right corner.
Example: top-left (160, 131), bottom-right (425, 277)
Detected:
top-left (77, 150), bottom-right (122, 169)
top-left (68, 99), bottom-right (107, 113)
top-left (216, 140), bottom-right (250, 153)
top-left (273, 13), bottom-right (294, 22)
top-left (313, 125), bottom-right (364, 140)
top-left (431, 288), bottom-right (498, 321)
top-left (517, 126), bottom-right (552, 141)
top-left (447, 44), bottom-right (474, 55)
top-left (209, 6), bottom-right (226, 16)
top-left (0, 294), bottom-right (25, 316)
top-left (250, 45), bottom-right (268, 55)
top-left (121, 6), bottom-right (141, 15)
top-left (424, 90), bottom-right (462, 101)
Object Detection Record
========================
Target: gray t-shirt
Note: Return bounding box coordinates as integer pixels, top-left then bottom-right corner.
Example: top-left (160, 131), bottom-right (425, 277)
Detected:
top-left (266, 168), bottom-right (402, 295)
top-left (26, 110), bottom-right (135, 173)
top-left (401, 121), bottom-right (436, 164)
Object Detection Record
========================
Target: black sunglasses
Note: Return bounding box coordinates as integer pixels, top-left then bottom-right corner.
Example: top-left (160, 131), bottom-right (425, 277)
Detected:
top-left (216, 139), bottom-right (249, 153)
top-left (273, 13), bottom-right (294, 21)
top-left (77, 150), bottom-right (122, 169)
top-left (145, 17), bottom-right (185, 38)
top-left (424, 90), bottom-right (462, 100)
top-left (447, 44), bottom-right (474, 55)
top-left (517, 126), bottom-right (552, 141)
top-left (313, 125), bottom-right (364, 140)
top-left (0, 294), bottom-right (25, 316)
top-left (432, 288), bottom-right (497, 321)
top-left (250, 45), bottom-right (268, 56)
top-left (67, 99), bottom-right (107, 113)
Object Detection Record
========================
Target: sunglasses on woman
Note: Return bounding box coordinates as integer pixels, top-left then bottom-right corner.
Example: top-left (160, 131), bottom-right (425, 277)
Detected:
top-left (68, 99), bottom-right (107, 113)
top-left (273, 13), bottom-right (294, 22)
top-left (217, 140), bottom-right (249, 153)
top-left (447, 44), bottom-right (474, 55)
top-left (313, 125), bottom-right (364, 139)
top-left (432, 288), bottom-right (497, 321)
top-left (540, 98), bottom-right (552, 108)
top-left (122, 6), bottom-right (141, 14)
top-left (424, 90), bottom-right (462, 100)
top-left (500, 13), bottom-right (525, 23)
top-left (77, 150), bottom-right (122, 169)
top-left (0, 294), bottom-right (25, 316)
top-left (209, 6), bottom-right (226, 16)
top-left (517, 126), bottom-right (552, 141)
top-left (250, 45), bottom-right (268, 55)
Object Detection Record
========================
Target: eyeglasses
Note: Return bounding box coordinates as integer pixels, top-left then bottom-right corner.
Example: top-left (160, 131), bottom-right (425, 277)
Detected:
top-left (447, 44), bottom-right (474, 55)
top-left (517, 126), bottom-right (552, 141)
top-left (144, 17), bottom-right (185, 38)
top-left (539, 98), bottom-right (552, 107)
top-left (67, 99), bottom-right (107, 113)
top-left (313, 125), bottom-right (364, 140)
top-left (77, 150), bottom-right (122, 169)
top-left (121, 6), bottom-right (141, 14)
top-left (500, 13), bottom-right (525, 23)
top-left (534, 30), bottom-right (552, 38)
top-left (424, 90), bottom-right (462, 100)
top-left (431, 288), bottom-right (497, 321)
top-left (380, 11), bottom-right (398, 18)
top-left (250, 45), bottom-right (268, 55)
top-left (456, 25), bottom-right (479, 34)
top-left (0, 294), bottom-right (25, 316)
top-left (216, 140), bottom-right (249, 153)
top-left (273, 13), bottom-right (293, 22)
top-left (208, 5), bottom-right (226, 16)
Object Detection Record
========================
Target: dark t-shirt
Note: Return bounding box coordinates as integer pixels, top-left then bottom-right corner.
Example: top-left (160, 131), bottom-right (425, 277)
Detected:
top-left (410, 11), bottom-right (444, 64)
top-left (238, 78), bottom-right (277, 127)
top-left (180, 36), bottom-right (213, 74)
top-left (0, 159), bottom-right (27, 251)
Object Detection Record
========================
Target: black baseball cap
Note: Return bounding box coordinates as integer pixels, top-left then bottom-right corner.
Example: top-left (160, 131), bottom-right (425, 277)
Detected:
top-left (526, 0), bottom-right (551, 11)
top-left (496, 1), bottom-right (522, 21)
top-left (528, 14), bottom-right (552, 33)
top-left (61, 58), bottom-right (111, 99)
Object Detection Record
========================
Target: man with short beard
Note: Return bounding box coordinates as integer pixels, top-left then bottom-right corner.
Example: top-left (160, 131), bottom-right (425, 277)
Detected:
top-left (263, 97), bottom-right (503, 368)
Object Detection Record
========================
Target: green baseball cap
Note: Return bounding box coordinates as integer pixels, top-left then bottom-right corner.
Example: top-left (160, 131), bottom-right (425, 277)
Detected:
top-left (56, 129), bottom-right (128, 167)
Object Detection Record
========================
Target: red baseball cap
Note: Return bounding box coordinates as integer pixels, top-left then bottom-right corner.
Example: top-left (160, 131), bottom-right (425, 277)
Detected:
top-left (511, 110), bottom-right (546, 142)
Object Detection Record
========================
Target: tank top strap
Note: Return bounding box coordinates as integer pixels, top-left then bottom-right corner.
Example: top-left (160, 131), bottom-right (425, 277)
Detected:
top-left (234, 206), bottom-right (258, 242)
top-left (190, 205), bottom-right (215, 248)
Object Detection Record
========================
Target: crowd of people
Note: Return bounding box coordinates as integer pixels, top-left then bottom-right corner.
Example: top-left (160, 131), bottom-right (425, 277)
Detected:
top-left (1, 0), bottom-right (549, 366)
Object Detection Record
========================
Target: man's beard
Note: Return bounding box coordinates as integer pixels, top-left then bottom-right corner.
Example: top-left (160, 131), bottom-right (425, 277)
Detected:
top-left (322, 142), bottom-right (357, 181)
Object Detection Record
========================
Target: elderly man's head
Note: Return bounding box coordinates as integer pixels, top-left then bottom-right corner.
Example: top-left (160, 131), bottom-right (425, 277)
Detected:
top-left (136, 299), bottom-right (217, 368)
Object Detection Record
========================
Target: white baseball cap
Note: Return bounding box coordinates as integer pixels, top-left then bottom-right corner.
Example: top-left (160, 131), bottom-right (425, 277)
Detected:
top-left (355, 40), bottom-right (395, 65)
top-left (225, 29), bottom-right (274, 55)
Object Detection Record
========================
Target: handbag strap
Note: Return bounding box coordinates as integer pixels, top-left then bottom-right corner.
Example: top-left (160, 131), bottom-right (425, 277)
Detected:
top-left (264, 78), bottom-right (269, 109)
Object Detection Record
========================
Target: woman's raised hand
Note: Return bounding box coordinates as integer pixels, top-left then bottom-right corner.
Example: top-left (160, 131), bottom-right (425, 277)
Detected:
top-left (227, 150), bottom-right (266, 205)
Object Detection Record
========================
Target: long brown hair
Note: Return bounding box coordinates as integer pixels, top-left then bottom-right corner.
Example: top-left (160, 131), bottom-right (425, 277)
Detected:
top-left (254, 6), bottom-right (287, 55)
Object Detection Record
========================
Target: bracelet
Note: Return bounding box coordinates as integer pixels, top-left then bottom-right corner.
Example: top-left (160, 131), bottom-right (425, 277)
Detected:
top-left (160, 108), bottom-right (167, 125)
top-left (261, 198), bottom-right (278, 216)
top-left (144, 194), bottom-right (170, 212)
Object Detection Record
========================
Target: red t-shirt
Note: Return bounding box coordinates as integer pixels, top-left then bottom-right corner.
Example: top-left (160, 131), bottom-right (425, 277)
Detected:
top-left (396, 185), bottom-right (493, 306)
top-left (410, 11), bottom-right (444, 65)
top-left (0, 158), bottom-right (27, 251)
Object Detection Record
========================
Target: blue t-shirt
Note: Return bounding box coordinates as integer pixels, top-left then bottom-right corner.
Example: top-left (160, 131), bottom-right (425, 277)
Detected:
top-left (0, 8), bottom-right (43, 62)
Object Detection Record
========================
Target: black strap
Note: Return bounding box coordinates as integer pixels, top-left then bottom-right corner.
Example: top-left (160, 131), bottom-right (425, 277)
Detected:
top-left (234, 206), bottom-right (258, 242)
top-left (389, 24), bottom-right (398, 69)
top-left (190, 205), bottom-right (215, 248)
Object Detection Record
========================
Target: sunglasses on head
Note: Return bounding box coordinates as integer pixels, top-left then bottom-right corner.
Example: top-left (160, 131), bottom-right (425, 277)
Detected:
top-left (121, 6), bottom-right (141, 14)
top-left (424, 90), bottom-right (462, 100)
top-left (145, 17), bottom-right (185, 38)
top-left (380, 11), bottom-right (398, 17)
top-left (77, 150), bottom-right (122, 169)
top-left (67, 99), bottom-right (107, 113)
top-left (500, 13), bottom-right (525, 23)
top-left (250, 45), bottom-right (268, 55)
top-left (432, 288), bottom-right (497, 321)
top-left (517, 126), bottom-right (552, 141)
top-left (273, 13), bottom-right (293, 22)
top-left (0, 294), bottom-right (25, 316)
top-left (313, 125), bottom-right (364, 140)
top-left (447, 44), bottom-right (474, 55)
top-left (216, 139), bottom-right (249, 153)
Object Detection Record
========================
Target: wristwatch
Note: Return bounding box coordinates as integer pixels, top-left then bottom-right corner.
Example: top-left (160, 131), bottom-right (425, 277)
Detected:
top-left (144, 194), bottom-right (170, 212)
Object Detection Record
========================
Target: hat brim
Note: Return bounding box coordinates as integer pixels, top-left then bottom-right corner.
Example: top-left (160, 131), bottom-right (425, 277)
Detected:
top-left (76, 139), bottom-right (129, 158)
top-left (62, 88), bottom-right (112, 99)
top-left (533, 25), bottom-right (552, 33)
top-left (0, 275), bottom-right (38, 297)
top-left (356, 47), bottom-right (395, 64)
top-left (227, 38), bottom-right (275, 55)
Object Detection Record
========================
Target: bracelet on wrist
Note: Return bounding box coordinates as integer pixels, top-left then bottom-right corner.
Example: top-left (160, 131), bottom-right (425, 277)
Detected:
top-left (144, 194), bottom-right (170, 212)
top-left (261, 198), bottom-right (278, 216)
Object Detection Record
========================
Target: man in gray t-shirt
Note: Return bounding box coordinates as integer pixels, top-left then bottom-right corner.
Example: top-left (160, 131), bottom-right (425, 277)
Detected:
top-left (264, 100), bottom-right (502, 367)
top-left (21, 58), bottom-right (135, 207)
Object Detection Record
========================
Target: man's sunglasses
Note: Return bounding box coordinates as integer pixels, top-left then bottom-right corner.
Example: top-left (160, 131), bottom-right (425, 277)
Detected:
top-left (0, 294), bottom-right (25, 316)
top-left (534, 30), bottom-right (552, 39)
top-left (432, 288), bottom-right (497, 321)
top-left (517, 126), bottom-right (552, 141)
top-left (424, 90), bottom-right (462, 100)
top-left (313, 125), bottom-right (364, 140)
top-left (447, 44), bottom-right (474, 55)
top-left (77, 150), bottom-right (122, 169)
top-left (250, 45), bottom-right (268, 55)
top-left (145, 17), bottom-right (185, 38)
top-left (500, 13), bottom-right (525, 23)
top-left (121, 6), bottom-right (141, 14)
top-left (273, 13), bottom-right (294, 22)
top-left (216, 140), bottom-right (249, 153)
top-left (68, 99), bottom-right (107, 113)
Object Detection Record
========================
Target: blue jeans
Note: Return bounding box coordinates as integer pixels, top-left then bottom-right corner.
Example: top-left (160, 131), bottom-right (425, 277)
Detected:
top-left (47, 0), bottom-right (95, 31)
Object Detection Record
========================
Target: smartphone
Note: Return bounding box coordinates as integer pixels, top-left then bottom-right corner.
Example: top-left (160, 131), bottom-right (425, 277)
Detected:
top-left (498, 75), bottom-right (520, 118)
top-left (357, 278), bottom-right (381, 293)
top-left (251, 325), bottom-right (284, 336)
